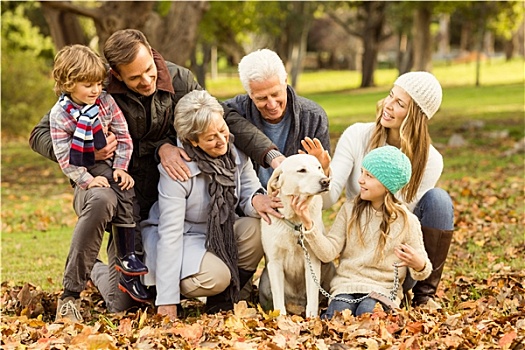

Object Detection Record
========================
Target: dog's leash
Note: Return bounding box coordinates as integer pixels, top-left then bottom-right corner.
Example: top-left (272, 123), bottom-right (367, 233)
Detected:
top-left (297, 231), bottom-right (400, 311)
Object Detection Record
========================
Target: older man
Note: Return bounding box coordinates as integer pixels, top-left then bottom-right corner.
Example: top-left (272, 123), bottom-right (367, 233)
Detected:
top-left (224, 49), bottom-right (334, 314)
top-left (224, 49), bottom-right (330, 188)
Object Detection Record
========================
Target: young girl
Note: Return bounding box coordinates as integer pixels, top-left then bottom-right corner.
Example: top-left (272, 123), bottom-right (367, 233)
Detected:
top-left (304, 71), bottom-right (453, 307)
top-left (50, 45), bottom-right (147, 322)
top-left (291, 146), bottom-right (432, 318)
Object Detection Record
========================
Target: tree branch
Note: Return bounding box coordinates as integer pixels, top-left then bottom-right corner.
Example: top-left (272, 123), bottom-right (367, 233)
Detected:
top-left (39, 1), bottom-right (100, 20)
top-left (326, 11), bottom-right (362, 39)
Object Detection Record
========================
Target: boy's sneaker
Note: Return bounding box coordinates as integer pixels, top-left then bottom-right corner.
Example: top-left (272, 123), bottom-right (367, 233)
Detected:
top-left (55, 297), bottom-right (84, 323)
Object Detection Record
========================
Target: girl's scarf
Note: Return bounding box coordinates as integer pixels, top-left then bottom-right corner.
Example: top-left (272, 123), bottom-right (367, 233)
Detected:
top-left (59, 94), bottom-right (106, 167)
top-left (183, 137), bottom-right (240, 302)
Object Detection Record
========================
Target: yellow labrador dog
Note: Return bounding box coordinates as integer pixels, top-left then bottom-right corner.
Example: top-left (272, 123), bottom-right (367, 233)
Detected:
top-left (260, 154), bottom-right (330, 318)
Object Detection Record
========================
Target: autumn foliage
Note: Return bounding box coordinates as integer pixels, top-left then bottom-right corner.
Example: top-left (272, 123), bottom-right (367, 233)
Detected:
top-left (2, 168), bottom-right (524, 349)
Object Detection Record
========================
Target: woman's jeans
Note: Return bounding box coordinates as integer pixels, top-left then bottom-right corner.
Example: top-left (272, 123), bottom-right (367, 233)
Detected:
top-left (413, 188), bottom-right (454, 231)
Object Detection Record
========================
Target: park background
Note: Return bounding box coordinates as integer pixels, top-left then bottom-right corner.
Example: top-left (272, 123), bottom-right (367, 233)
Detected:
top-left (1, 1), bottom-right (524, 349)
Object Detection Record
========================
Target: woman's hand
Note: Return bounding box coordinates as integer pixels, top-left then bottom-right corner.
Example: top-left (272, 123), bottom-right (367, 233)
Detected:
top-left (300, 137), bottom-right (331, 176)
top-left (394, 243), bottom-right (426, 272)
top-left (157, 304), bottom-right (178, 321)
top-left (290, 195), bottom-right (313, 231)
top-left (87, 176), bottom-right (110, 189)
top-left (114, 169), bottom-right (134, 190)
top-left (252, 194), bottom-right (284, 224)
top-left (158, 144), bottom-right (192, 181)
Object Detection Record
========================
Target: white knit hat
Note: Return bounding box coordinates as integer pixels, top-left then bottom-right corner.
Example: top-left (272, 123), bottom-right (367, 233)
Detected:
top-left (394, 71), bottom-right (442, 119)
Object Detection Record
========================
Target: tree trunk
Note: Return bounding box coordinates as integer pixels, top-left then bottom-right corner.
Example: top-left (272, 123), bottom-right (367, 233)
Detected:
top-left (412, 5), bottom-right (433, 71)
top-left (286, 2), bottom-right (314, 89)
top-left (437, 13), bottom-right (450, 58)
top-left (397, 32), bottom-right (413, 75)
top-left (475, 3), bottom-right (488, 87)
top-left (39, 1), bottom-right (208, 66)
top-left (190, 42), bottom-right (211, 89)
top-left (360, 2), bottom-right (387, 87)
top-left (459, 22), bottom-right (472, 52)
top-left (153, 1), bottom-right (209, 65)
top-left (40, 1), bottom-right (88, 50)
top-left (504, 38), bottom-right (515, 61)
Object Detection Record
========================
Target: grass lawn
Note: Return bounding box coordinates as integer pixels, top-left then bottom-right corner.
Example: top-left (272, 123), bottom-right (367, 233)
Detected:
top-left (1, 59), bottom-right (524, 307)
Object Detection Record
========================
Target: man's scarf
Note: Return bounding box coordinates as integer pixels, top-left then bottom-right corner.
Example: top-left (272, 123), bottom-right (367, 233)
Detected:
top-left (59, 94), bottom-right (107, 167)
top-left (183, 137), bottom-right (240, 302)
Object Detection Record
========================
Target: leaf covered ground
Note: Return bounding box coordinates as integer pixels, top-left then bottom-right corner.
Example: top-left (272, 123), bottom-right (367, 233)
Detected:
top-left (2, 130), bottom-right (525, 349)
top-left (2, 163), bottom-right (525, 349)
top-left (1, 272), bottom-right (524, 349)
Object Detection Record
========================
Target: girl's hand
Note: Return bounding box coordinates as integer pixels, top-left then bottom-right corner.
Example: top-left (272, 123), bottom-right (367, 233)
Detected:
top-left (87, 176), bottom-right (110, 189)
top-left (290, 195), bottom-right (313, 230)
top-left (114, 169), bottom-right (135, 190)
top-left (394, 243), bottom-right (426, 272)
top-left (300, 137), bottom-right (331, 176)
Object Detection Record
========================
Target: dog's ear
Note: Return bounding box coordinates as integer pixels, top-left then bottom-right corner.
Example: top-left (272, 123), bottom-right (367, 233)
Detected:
top-left (267, 166), bottom-right (283, 194)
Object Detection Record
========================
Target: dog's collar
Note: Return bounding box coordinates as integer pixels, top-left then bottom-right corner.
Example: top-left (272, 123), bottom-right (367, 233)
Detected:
top-left (276, 209), bottom-right (303, 232)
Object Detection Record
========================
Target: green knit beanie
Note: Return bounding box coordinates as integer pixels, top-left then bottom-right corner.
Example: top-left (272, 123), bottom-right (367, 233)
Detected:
top-left (362, 146), bottom-right (412, 194)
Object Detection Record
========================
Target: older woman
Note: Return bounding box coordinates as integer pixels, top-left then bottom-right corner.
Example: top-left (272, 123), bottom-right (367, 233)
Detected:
top-left (141, 90), bottom-right (277, 320)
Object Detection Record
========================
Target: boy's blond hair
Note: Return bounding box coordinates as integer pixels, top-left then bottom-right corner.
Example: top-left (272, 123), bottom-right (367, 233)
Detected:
top-left (52, 44), bottom-right (107, 96)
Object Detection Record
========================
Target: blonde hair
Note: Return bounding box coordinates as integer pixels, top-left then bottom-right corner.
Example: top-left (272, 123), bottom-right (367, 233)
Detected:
top-left (52, 45), bottom-right (107, 96)
top-left (174, 90), bottom-right (224, 144)
top-left (347, 193), bottom-right (408, 262)
top-left (367, 98), bottom-right (430, 203)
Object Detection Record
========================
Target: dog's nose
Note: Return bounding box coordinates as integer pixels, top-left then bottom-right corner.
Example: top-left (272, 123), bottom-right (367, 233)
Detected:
top-left (320, 177), bottom-right (330, 189)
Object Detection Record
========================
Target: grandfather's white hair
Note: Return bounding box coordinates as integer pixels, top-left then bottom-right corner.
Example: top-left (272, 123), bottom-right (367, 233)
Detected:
top-left (238, 49), bottom-right (287, 95)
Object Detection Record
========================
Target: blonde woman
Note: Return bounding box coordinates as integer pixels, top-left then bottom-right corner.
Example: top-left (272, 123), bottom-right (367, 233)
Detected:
top-left (305, 72), bottom-right (454, 307)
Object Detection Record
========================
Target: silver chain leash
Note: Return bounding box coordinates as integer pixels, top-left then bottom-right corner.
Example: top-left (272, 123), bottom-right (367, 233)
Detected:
top-left (298, 232), bottom-right (400, 309)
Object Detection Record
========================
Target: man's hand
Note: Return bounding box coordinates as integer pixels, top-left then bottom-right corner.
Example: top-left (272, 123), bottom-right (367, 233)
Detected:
top-left (158, 143), bottom-right (192, 181)
top-left (113, 169), bottom-right (135, 190)
top-left (252, 194), bottom-right (284, 224)
top-left (270, 155), bottom-right (286, 169)
top-left (300, 137), bottom-right (331, 176)
top-left (95, 131), bottom-right (117, 161)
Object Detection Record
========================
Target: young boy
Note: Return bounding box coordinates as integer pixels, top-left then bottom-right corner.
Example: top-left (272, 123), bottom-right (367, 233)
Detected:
top-left (49, 45), bottom-right (147, 322)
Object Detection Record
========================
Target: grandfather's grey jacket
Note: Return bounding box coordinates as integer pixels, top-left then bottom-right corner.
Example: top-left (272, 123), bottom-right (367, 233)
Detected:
top-left (140, 142), bottom-right (264, 306)
top-left (224, 85), bottom-right (331, 160)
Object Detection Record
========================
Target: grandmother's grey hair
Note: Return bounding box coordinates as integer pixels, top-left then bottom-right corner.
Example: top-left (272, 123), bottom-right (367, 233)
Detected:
top-left (238, 49), bottom-right (287, 95)
top-left (174, 90), bottom-right (224, 144)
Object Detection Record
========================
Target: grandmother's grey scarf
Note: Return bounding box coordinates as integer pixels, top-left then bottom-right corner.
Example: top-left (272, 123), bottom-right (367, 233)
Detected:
top-left (183, 137), bottom-right (240, 302)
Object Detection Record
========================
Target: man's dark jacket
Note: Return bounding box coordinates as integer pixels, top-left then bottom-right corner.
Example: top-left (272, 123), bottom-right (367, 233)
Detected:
top-left (224, 85), bottom-right (330, 173)
top-left (29, 50), bottom-right (276, 219)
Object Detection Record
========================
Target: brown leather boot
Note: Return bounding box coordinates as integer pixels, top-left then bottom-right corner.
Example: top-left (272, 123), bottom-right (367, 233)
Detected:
top-left (412, 226), bottom-right (453, 306)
